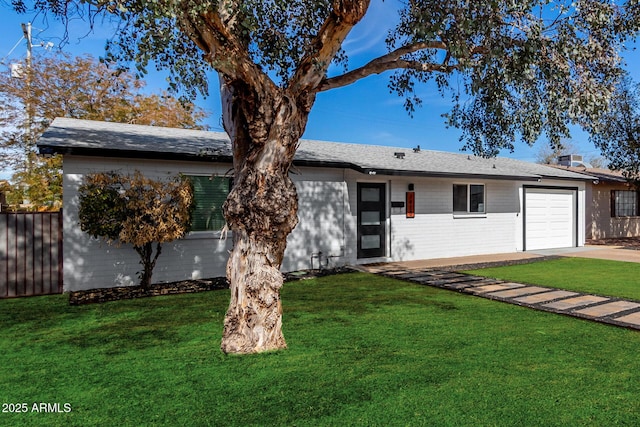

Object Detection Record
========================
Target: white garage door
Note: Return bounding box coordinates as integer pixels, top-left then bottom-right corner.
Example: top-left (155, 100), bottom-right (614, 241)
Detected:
top-left (525, 188), bottom-right (576, 251)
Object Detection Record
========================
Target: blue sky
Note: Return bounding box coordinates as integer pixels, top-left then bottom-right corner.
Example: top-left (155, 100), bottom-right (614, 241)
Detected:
top-left (1, 1), bottom-right (638, 181)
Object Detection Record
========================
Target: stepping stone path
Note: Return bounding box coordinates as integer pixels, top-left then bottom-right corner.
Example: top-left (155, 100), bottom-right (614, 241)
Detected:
top-left (366, 266), bottom-right (640, 331)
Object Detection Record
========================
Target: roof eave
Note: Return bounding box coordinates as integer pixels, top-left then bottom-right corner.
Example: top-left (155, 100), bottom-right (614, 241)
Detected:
top-left (538, 173), bottom-right (596, 182)
top-left (38, 145), bottom-right (234, 164)
top-left (39, 144), bottom-right (588, 182)
top-left (359, 168), bottom-right (541, 181)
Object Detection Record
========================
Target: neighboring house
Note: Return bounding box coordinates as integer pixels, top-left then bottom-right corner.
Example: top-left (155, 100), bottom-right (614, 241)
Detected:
top-left (553, 161), bottom-right (640, 239)
top-left (38, 118), bottom-right (592, 292)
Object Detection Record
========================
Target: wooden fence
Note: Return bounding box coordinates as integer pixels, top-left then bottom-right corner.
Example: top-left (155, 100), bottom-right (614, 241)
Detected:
top-left (0, 211), bottom-right (63, 298)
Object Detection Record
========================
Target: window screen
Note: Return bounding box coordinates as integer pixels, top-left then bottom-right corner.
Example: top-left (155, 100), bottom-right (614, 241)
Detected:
top-left (188, 176), bottom-right (231, 231)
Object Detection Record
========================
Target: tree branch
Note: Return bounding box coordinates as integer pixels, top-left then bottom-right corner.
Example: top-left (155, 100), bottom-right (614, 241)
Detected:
top-left (289, 0), bottom-right (371, 102)
top-left (177, 2), bottom-right (276, 97)
top-left (318, 41), bottom-right (489, 91)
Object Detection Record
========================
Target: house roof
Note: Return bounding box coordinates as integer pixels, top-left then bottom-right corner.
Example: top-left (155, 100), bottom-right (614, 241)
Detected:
top-left (38, 118), bottom-right (592, 182)
top-left (550, 164), bottom-right (629, 184)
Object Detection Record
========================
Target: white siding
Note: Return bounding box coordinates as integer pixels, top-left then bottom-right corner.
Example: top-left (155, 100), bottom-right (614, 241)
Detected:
top-left (386, 177), bottom-right (521, 260)
top-left (61, 155), bottom-right (587, 292)
top-left (62, 158), bottom-right (351, 291)
top-left (283, 168), bottom-right (353, 271)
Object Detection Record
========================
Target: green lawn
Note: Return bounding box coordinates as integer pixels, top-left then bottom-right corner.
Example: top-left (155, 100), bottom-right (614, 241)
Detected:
top-left (2, 271), bottom-right (640, 426)
top-left (464, 257), bottom-right (640, 301)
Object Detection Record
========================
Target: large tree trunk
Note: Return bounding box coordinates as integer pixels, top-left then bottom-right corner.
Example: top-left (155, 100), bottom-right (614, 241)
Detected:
top-left (219, 78), bottom-right (311, 354)
top-left (175, 0), bottom-right (369, 354)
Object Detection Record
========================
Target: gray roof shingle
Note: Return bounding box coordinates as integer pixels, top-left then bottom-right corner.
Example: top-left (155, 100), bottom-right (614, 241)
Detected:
top-left (38, 117), bottom-right (592, 181)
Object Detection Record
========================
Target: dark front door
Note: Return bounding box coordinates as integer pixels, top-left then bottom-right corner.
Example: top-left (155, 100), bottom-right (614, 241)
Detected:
top-left (357, 183), bottom-right (386, 259)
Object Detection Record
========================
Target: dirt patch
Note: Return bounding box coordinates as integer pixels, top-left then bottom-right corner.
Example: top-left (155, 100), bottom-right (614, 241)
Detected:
top-left (68, 277), bottom-right (230, 305)
top-left (587, 237), bottom-right (640, 250)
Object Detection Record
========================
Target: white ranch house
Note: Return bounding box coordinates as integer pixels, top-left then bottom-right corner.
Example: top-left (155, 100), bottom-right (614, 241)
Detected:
top-left (38, 118), bottom-right (593, 292)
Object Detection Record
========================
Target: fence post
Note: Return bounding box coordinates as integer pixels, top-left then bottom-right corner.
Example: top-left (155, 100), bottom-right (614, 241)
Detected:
top-left (57, 210), bottom-right (63, 292)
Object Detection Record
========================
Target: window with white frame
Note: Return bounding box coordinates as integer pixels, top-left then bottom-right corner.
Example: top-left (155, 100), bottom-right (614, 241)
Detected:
top-left (187, 175), bottom-right (232, 231)
top-left (612, 190), bottom-right (639, 217)
top-left (453, 184), bottom-right (485, 213)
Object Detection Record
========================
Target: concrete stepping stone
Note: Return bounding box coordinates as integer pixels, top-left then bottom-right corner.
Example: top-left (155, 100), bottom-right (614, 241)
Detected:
top-left (434, 275), bottom-right (488, 284)
top-left (411, 270), bottom-right (449, 276)
top-left (469, 283), bottom-right (525, 294)
top-left (514, 290), bottom-right (579, 304)
top-left (442, 279), bottom-right (503, 290)
top-left (574, 301), bottom-right (640, 318)
top-left (431, 277), bottom-right (480, 286)
top-left (487, 286), bottom-right (549, 299)
top-left (443, 282), bottom-right (478, 290)
top-left (411, 276), bottom-right (459, 284)
top-left (614, 311), bottom-right (640, 327)
top-left (461, 278), bottom-right (504, 287)
top-left (396, 271), bottom-right (458, 280)
top-left (383, 270), bottom-right (414, 276)
top-left (543, 295), bottom-right (609, 311)
top-left (442, 277), bottom-right (502, 292)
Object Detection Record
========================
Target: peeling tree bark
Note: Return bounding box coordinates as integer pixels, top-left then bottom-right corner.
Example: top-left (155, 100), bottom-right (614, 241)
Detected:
top-left (219, 78), bottom-right (310, 354)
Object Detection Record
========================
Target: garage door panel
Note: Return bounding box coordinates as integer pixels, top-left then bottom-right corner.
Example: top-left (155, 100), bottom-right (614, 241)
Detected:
top-left (525, 188), bottom-right (576, 251)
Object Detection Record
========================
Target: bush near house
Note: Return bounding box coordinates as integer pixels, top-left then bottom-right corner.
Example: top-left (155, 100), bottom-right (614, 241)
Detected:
top-left (78, 171), bottom-right (194, 288)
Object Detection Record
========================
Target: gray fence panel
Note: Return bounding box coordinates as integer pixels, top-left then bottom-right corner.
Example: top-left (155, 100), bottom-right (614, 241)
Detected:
top-left (0, 212), bottom-right (63, 298)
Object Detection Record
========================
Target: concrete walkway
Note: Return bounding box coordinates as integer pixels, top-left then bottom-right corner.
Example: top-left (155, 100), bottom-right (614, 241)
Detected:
top-left (360, 248), bottom-right (640, 331)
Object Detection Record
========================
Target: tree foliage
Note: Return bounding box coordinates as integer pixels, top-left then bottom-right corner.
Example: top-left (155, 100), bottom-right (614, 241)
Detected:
top-left (10, 2), bottom-right (638, 153)
top-left (590, 75), bottom-right (640, 182)
top-left (0, 52), bottom-right (209, 210)
top-left (78, 171), bottom-right (195, 288)
top-left (7, 1), bottom-right (637, 166)
top-left (8, 156), bottom-right (63, 209)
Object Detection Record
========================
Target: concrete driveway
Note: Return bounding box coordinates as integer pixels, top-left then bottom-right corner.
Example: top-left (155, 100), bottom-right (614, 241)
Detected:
top-left (530, 245), bottom-right (640, 264)
top-left (360, 242), bottom-right (640, 273)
